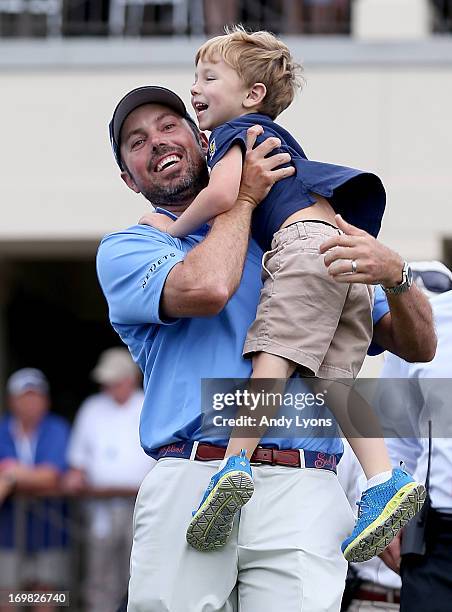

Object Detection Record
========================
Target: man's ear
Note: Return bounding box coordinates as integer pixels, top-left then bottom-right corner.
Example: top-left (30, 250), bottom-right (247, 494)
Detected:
top-left (121, 170), bottom-right (140, 193)
top-left (243, 83), bottom-right (267, 109)
top-left (198, 131), bottom-right (209, 155)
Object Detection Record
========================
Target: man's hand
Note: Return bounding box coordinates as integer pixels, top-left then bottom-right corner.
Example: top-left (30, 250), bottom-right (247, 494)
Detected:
top-left (379, 530), bottom-right (402, 574)
top-left (237, 125), bottom-right (295, 209)
top-left (320, 214), bottom-right (404, 287)
top-left (321, 214), bottom-right (436, 361)
top-left (139, 212), bottom-right (174, 233)
top-left (61, 468), bottom-right (87, 494)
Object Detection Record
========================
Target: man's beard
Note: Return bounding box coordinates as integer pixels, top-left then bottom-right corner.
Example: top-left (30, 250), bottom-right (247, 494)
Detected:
top-left (140, 154), bottom-right (209, 208)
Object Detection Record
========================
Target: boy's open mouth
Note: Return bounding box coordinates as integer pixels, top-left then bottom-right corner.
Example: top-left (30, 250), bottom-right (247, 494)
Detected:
top-left (194, 102), bottom-right (209, 114)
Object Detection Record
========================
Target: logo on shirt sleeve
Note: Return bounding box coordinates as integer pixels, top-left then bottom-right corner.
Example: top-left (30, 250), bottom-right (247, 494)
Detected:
top-left (141, 252), bottom-right (176, 289)
top-left (209, 138), bottom-right (216, 160)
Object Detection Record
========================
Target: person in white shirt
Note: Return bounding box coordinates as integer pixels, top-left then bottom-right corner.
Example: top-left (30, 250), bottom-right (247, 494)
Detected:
top-left (64, 347), bottom-right (154, 612)
top-left (339, 261), bottom-right (452, 612)
top-left (380, 267), bottom-right (452, 612)
top-left (339, 441), bottom-right (402, 610)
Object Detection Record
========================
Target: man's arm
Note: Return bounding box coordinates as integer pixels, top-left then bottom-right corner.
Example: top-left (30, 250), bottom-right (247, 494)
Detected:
top-left (320, 214), bottom-right (436, 362)
top-left (0, 462), bottom-right (59, 495)
top-left (161, 128), bottom-right (294, 319)
top-left (372, 286), bottom-right (435, 362)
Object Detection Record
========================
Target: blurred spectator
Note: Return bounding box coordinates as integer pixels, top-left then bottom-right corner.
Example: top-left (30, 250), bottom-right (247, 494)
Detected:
top-left (304, 0), bottom-right (349, 34)
top-left (203, 0), bottom-right (239, 34)
top-left (281, 0), bottom-right (304, 34)
top-left (339, 261), bottom-right (452, 611)
top-left (64, 348), bottom-right (154, 612)
top-left (0, 368), bottom-right (71, 612)
top-left (432, 0), bottom-right (452, 32)
top-left (379, 263), bottom-right (452, 612)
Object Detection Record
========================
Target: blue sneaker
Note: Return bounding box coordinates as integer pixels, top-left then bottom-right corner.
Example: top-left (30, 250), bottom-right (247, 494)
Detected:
top-left (342, 468), bottom-right (426, 563)
top-left (186, 450), bottom-right (254, 552)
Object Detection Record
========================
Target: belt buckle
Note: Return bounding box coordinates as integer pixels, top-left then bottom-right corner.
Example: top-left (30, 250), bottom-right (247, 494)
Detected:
top-left (250, 446), bottom-right (274, 466)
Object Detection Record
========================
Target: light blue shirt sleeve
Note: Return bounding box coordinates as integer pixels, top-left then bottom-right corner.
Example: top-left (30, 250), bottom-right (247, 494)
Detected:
top-left (368, 285), bottom-right (390, 356)
top-left (96, 225), bottom-right (186, 326)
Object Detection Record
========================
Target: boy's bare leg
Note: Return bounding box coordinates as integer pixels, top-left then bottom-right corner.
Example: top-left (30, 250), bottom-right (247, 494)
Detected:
top-left (348, 437), bottom-right (392, 479)
top-left (331, 378), bottom-right (426, 562)
top-left (312, 378), bottom-right (392, 478)
top-left (335, 385), bottom-right (393, 479)
top-left (225, 353), bottom-right (296, 459)
top-left (187, 353), bottom-right (295, 551)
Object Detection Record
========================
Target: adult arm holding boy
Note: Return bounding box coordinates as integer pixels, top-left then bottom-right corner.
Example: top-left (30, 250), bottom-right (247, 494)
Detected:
top-left (321, 214), bottom-right (436, 362)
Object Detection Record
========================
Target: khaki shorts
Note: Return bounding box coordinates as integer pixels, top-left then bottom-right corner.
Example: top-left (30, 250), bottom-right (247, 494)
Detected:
top-left (243, 221), bottom-right (373, 378)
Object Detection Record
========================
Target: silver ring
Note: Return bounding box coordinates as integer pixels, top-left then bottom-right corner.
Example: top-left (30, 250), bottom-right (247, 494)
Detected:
top-left (351, 259), bottom-right (357, 274)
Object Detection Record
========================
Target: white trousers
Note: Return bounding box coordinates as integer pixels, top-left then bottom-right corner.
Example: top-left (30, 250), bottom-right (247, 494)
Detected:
top-left (128, 457), bottom-right (355, 612)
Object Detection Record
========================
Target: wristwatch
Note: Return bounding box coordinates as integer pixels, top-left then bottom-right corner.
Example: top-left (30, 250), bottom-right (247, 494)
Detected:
top-left (381, 261), bottom-right (413, 295)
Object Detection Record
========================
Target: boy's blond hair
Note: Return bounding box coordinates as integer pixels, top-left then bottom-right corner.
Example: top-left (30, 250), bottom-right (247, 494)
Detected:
top-left (195, 25), bottom-right (304, 120)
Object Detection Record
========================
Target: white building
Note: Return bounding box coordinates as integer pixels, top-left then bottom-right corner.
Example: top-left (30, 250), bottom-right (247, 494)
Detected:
top-left (0, 0), bottom-right (450, 406)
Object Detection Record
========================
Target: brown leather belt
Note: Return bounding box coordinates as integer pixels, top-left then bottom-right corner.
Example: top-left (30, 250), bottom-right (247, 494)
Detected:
top-left (154, 442), bottom-right (339, 473)
top-left (354, 587), bottom-right (401, 604)
top-left (196, 443), bottom-right (302, 467)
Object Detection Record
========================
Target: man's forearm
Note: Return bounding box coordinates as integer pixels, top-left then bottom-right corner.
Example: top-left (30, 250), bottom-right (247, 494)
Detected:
top-left (161, 199), bottom-right (254, 318)
top-left (374, 285), bottom-right (436, 362)
top-left (183, 198), bottom-right (253, 295)
top-left (13, 465), bottom-right (60, 493)
top-left (206, 199), bottom-right (254, 295)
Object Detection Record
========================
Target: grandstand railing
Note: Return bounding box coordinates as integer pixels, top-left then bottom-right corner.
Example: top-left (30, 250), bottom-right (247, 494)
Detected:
top-left (1, 487), bottom-right (138, 612)
top-left (1, 1), bottom-right (452, 39)
top-left (0, 0), bottom-right (353, 38)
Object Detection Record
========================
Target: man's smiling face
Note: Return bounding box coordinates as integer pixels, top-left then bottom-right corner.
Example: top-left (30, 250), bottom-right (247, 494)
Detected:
top-left (120, 103), bottom-right (209, 210)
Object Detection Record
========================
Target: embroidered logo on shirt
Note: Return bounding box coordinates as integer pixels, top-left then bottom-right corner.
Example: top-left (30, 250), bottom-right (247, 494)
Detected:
top-left (314, 452), bottom-right (337, 471)
top-left (157, 443), bottom-right (187, 459)
top-left (209, 138), bottom-right (216, 159)
top-left (141, 252), bottom-right (176, 289)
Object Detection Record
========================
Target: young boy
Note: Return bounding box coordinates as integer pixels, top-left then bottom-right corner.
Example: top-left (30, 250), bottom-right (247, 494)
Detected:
top-left (144, 27), bottom-right (425, 562)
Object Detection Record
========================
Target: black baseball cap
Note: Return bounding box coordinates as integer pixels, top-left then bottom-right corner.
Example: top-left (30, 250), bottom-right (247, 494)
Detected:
top-left (109, 86), bottom-right (198, 170)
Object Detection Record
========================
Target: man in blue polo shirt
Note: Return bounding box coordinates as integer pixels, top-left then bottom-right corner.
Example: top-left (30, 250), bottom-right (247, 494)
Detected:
top-left (97, 86), bottom-right (435, 612)
top-left (0, 369), bottom-right (70, 611)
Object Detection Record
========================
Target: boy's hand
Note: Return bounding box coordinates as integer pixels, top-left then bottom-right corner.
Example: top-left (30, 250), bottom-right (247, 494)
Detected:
top-left (139, 212), bottom-right (175, 234)
top-left (238, 125), bottom-right (294, 209)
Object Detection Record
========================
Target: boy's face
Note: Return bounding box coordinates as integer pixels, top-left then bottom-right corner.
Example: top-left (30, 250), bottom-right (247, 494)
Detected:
top-left (191, 57), bottom-right (250, 131)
